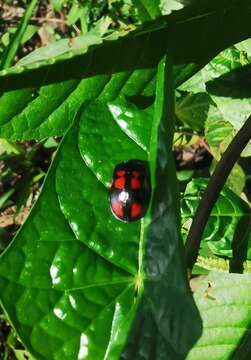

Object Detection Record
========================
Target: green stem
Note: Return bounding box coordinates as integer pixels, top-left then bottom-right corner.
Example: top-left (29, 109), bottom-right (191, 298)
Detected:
top-left (185, 115), bottom-right (251, 270)
top-left (0, 0), bottom-right (38, 70)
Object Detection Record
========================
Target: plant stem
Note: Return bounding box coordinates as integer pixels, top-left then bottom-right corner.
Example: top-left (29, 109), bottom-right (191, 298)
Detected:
top-left (185, 115), bottom-right (251, 271)
top-left (0, 0), bottom-right (38, 70)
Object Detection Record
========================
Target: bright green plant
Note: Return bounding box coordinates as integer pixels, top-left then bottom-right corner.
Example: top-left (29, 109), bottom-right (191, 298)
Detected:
top-left (1, 1), bottom-right (251, 359)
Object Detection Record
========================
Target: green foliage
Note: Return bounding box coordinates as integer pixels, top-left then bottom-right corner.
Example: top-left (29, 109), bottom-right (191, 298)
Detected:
top-left (1, 0), bottom-right (251, 359)
top-left (182, 178), bottom-right (251, 260)
top-left (180, 45), bottom-right (251, 157)
top-left (0, 0), bottom-right (38, 70)
top-left (0, 58), bottom-right (201, 359)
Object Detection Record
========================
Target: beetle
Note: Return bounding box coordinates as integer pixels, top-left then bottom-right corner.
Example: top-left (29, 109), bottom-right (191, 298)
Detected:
top-left (109, 160), bottom-right (151, 222)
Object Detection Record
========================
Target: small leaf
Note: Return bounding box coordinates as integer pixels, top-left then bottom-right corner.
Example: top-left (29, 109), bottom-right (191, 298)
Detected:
top-left (176, 92), bottom-right (211, 132)
top-left (67, 1), bottom-right (81, 26)
top-left (210, 159), bottom-right (245, 196)
top-left (205, 104), bottom-right (235, 161)
top-left (182, 178), bottom-right (251, 259)
top-left (50, 0), bottom-right (64, 12)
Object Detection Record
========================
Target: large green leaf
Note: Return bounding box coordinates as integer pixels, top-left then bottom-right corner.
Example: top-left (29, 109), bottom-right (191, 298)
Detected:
top-left (0, 69), bottom-right (156, 140)
top-left (0, 117), bottom-right (138, 360)
top-left (1, 0), bottom-right (250, 79)
top-left (121, 53), bottom-right (202, 359)
top-left (1, 1), bottom-right (251, 140)
top-left (182, 178), bottom-right (251, 260)
top-left (0, 56), bottom-right (201, 358)
top-left (187, 272), bottom-right (251, 360)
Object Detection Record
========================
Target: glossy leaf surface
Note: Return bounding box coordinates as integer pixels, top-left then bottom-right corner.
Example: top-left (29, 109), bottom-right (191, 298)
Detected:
top-left (179, 46), bottom-right (251, 94)
top-left (0, 67), bottom-right (201, 359)
top-left (1, 0), bottom-right (250, 79)
top-left (121, 54), bottom-right (202, 359)
top-left (1, 2), bottom-right (251, 140)
top-left (0, 119), bottom-right (138, 360)
top-left (0, 69), bottom-right (156, 141)
top-left (187, 272), bottom-right (251, 360)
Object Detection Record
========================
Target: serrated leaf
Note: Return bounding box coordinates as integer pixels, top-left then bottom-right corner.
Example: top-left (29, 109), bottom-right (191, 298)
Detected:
top-left (182, 178), bottom-right (251, 260)
top-left (1, 2), bottom-right (251, 141)
top-left (0, 69), bottom-right (156, 140)
top-left (176, 92), bottom-right (211, 132)
top-left (1, 1), bottom-right (251, 79)
top-left (179, 46), bottom-right (250, 94)
top-left (187, 272), bottom-right (251, 360)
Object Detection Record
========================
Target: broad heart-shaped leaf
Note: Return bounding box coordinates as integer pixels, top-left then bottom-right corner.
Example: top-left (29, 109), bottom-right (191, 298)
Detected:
top-left (77, 55), bottom-right (201, 357)
top-left (0, 120), bottom-right (138, 360)
top-left (181, 178), bottom-right (251, 260)
top-left (122, 54), bottom-right (202, 358)
top-left (1, 1), bottom-right (251, 141)
top-left (0, 92), bottom-right (201, 359)
top-left (187, 272), bottom-right (251, 360)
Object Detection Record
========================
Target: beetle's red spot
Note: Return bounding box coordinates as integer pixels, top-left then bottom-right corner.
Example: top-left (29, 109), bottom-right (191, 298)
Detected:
top-left (131, 202), bottom-right (142, 218)
top-left (130, 178), bottom-right (141, 190)
top-left (116, 170), bottom-right (125, 177)
top-left (114, 177), bottom-right (126, 189)
top-left (132, 171), bottom-right (140, 178)
top-left (112, 201), bottom-right (124, 218)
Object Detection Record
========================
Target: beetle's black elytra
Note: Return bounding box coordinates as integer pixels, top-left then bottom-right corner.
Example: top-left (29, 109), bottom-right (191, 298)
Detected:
top-left (109, 160), bottom-right (151, 222)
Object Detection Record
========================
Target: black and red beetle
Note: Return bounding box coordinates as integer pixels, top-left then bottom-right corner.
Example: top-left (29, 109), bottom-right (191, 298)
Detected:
top-left (109, 160), bottom-right (151, 222)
